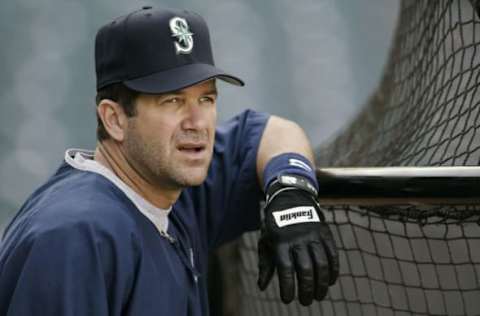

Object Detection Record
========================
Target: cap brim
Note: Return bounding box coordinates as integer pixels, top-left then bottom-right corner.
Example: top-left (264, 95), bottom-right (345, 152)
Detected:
top-left (123, 63), bottom-right (244, 94)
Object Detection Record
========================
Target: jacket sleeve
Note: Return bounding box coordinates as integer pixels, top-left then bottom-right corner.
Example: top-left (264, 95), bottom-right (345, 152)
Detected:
top-left (0, 220), bottom-right (137, 316)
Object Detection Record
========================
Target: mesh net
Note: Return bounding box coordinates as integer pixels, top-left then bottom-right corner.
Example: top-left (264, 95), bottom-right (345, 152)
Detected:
top-left (235, 206), bottom-right (480, 316)
top-left (217, 1), bottom-right (480, 315)
top-left (318, 0), bottom-right (480, 168)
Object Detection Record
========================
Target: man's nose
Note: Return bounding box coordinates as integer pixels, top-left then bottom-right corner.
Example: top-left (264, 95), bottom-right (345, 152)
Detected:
top-left (181, 100), bottom-right (207, 130)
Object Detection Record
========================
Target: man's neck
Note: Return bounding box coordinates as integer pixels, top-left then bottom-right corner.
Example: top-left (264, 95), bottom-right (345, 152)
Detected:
top-left (94, 141), bottom-right (180, 209)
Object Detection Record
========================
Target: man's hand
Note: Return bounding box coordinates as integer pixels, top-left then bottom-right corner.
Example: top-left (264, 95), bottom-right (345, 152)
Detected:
top-left (257, 174), bottom-right (339, 306)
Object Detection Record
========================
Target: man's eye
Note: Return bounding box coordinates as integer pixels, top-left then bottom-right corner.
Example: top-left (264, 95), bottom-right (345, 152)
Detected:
top-left (200, 96), bottom-right (215, 103)
top-left (164, 97), bottom-right (180, 104)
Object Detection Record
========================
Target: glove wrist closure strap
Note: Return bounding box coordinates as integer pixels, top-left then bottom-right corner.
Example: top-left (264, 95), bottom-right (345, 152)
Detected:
top-left (266, 174), bottom-right (319, 206)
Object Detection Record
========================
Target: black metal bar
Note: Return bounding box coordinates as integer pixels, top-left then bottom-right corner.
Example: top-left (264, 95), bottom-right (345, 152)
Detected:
top-left (316, 166), bottom-right (480, 205)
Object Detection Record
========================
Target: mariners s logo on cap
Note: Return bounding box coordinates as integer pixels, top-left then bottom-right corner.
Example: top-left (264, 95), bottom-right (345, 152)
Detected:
top-left (169, 17), bottom-right (194, 54)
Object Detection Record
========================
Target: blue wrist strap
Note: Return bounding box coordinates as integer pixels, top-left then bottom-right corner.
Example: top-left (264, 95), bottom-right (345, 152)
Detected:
top-left (262, 153), bottom-right (319, 193)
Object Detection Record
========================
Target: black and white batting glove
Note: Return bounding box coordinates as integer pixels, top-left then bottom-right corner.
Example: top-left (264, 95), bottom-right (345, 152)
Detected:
top-left (257, 174), bottom-right (339, 306)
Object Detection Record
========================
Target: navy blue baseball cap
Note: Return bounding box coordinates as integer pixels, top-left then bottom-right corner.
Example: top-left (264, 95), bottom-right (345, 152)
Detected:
top-left (95, 6), bottom-right (244, 93)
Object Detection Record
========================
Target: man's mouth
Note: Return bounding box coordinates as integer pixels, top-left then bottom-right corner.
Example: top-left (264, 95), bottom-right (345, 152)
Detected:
top-left (177, 143), bottom-right (207, 155)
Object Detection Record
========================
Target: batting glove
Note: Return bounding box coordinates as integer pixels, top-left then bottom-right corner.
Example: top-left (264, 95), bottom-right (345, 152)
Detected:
top-left (257, 174), bottom-right (339, 306)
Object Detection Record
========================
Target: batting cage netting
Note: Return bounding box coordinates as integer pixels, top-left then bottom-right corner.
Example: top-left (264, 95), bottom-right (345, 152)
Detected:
top-left (213, 1), bottom-right (480, 315)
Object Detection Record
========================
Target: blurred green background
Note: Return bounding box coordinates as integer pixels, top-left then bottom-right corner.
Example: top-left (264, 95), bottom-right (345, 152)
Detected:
top-left (0, 0), bottom-right (398, 233)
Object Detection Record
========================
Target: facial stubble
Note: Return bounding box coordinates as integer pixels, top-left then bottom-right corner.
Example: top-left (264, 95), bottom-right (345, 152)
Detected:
top-left (124, 120), bottom-right (212, 190)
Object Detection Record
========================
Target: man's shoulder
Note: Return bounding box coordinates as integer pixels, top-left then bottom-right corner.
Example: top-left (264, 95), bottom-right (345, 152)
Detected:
top-left (0, 170), bottom-right (142, 294)
top-left (216, 109), bottom-right (269, 133)
top-left (6, 167), bottom-right (140, 244)
top-left (45, 168), bottom-right (133, 213)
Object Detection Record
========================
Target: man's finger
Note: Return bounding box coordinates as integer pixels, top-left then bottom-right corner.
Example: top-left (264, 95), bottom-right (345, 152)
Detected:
top-left (292, 245), bottom-right (314, 306)
top-left (257, 238), bottom-right (275, 290)
top-left (276, 246), bottom-right (295, 304)
top-left (308, 241), bottom-right (330, 301)
top-left (320, 225), bottom-right (340, 285)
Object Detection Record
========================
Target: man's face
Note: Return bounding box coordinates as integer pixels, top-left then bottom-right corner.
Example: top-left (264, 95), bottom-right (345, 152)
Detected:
top-left (123, 80), bottom-right (217, 190)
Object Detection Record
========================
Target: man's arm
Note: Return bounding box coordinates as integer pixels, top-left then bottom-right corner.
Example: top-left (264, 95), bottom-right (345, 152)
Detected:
top-left (0, 220), bottom-right (136, 316)
top-left (255, 115), bottom-right (339, 306)
top-left (256, 116), bottom-right (315, 184)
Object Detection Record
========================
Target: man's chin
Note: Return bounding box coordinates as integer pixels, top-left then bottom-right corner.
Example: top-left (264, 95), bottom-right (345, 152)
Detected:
top-left (176, 167), bottom-right (209, 187)
top-left (186, 173), bottom-right (209, 187)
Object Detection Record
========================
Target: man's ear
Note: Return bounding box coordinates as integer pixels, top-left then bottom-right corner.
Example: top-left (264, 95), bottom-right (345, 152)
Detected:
top-left (97, 99), bottom-right (129, 142)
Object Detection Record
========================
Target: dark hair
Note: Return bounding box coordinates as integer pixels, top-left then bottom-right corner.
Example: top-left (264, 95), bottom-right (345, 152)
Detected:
top-left (95, 83), bottom-right (140, 141)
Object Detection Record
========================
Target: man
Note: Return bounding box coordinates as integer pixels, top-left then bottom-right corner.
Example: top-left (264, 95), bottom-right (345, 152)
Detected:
top-left (0, 6), bottom-right (338, 315)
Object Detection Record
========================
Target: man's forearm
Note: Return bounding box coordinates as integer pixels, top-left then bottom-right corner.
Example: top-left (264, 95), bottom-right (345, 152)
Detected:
top-left (256, 115), bottom-right (316, 187)
top-left (255, 115), bottom-right (339, 305)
